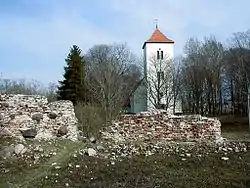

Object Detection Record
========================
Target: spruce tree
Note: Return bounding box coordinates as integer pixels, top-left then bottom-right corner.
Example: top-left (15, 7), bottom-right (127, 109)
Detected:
top-left (57, 45), bottom-right (88, 105)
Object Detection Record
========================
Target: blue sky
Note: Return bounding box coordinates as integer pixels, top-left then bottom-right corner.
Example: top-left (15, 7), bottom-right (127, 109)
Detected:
top-left (1, 0), bottom-right (250, 84)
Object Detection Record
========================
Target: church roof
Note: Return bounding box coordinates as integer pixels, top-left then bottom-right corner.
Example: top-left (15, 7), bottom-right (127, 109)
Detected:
top-left (142, 27), bottom-right (174, 49)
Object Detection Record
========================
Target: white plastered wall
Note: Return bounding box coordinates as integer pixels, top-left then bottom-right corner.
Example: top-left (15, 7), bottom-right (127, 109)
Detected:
top-left (143, 42), bottom-right (174, 113)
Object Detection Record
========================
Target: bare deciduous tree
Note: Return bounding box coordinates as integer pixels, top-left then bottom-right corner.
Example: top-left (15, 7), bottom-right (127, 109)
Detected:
top-left (146, 54), bottom-right (182, 113)
top-left (231, 30), bottom-right (250, 131)
top-left (181, 36), bottom-right (225, 116)
top-left (45, 82), bottom-right (58, 102)
top-left (172, 56), bottom-right (183, 114)
top-left (0, 74), bottom-right (58, 101)
top-left (85, 43), bottom-right (141, 121)
top-left (146, 54), bottom-right (173, 110)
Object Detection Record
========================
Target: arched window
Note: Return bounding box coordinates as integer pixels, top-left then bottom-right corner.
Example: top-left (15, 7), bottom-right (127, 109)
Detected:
top-left (157, 49), bottom-right (164, 60)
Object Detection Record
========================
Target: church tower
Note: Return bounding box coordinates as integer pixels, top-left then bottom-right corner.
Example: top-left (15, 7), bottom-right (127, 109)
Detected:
top-left (142, 25), bottom-right (175, 112)
top-left (130, 24), bottom-right (182, 114)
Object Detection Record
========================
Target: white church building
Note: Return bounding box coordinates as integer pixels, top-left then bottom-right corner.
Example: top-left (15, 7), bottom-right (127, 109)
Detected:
top-left (129, 25), bottom-right (182, 114)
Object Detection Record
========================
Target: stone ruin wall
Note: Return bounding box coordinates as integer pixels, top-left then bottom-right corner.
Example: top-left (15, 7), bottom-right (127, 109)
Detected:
top-left (0, 94), bottom-right (79, 141)
top-left (0, 94), bottom-right (222, 143)
top-left (103, 111), bottom-right (222, 143)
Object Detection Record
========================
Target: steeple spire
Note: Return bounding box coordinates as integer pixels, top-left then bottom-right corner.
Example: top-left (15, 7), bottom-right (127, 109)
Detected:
top-left (154, 18), bottom-right (158, 29)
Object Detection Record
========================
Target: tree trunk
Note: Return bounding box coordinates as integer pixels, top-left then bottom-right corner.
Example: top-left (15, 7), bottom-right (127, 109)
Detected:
top-left (230, 79), bottom-right (234, 114)
top-left (173, 95), bottom-right (176, 114)
top-left (248, 85), bottom-right (250, 133)
top-left (219, 88), bottom-right (223, 115)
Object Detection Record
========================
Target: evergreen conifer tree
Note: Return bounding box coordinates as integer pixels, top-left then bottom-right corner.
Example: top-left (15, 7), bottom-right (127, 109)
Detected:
top-left (57, 45), bottom-right (88, 105)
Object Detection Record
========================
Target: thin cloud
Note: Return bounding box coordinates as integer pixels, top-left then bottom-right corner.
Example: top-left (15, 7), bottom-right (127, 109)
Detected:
top-left (0, 0), bottom-right (250, 83)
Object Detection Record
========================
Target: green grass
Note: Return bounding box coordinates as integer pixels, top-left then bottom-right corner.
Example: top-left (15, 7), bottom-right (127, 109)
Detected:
top-left (2, 151), bottom-right (249, 188)
top-left (0, 139), bottom-right (84, 188)
top-left (220, 115), bottom-right (250, 141)
top-left (0, 115), bottom-right (250, 188)
top-left (1, 138), bottom-right (249, 188)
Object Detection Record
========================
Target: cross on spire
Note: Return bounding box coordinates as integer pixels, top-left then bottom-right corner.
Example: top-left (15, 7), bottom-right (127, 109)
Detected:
top-left (154, 18), bottom-right (159, 29)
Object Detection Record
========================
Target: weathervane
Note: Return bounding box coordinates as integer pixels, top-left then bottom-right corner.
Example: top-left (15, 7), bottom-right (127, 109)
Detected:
top-left (154, 18), bottom-right (159, 29)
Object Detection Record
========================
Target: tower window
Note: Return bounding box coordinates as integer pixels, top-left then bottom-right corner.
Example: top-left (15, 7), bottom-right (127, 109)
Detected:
top-left (157, 50), bottom-right (164, 60)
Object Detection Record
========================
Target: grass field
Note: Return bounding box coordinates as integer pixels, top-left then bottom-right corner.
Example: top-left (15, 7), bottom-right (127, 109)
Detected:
top-left (220, 115), bottom-right (250, 141)
top-left (0, 115), bottom-right (249, 188)
top-left (0, 146), bottom-right (249, 188)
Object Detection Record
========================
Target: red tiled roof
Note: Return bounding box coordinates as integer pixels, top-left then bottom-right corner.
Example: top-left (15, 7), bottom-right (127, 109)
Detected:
top-left (142, 28), bottom-right (174, 49)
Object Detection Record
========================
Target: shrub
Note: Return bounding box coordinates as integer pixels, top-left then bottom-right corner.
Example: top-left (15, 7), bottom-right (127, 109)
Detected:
top-left (74, 103), bottom-right (106, 138)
